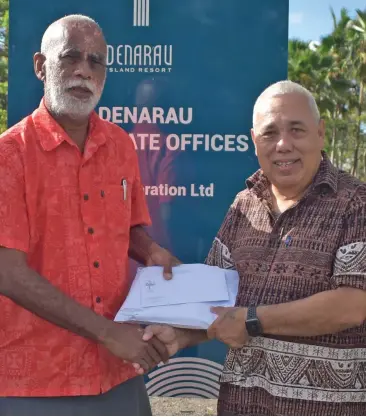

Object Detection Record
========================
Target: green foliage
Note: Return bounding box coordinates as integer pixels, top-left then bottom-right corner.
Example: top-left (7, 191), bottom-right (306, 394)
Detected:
top-left (288, 7), bottom-right (366, 180)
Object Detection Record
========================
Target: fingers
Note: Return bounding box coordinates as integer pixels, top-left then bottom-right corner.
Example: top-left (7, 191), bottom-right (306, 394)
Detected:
top-left (163, 256), bottom-right (182, 280)
top-left (125, 331), bottom-right (162, 372)
top-left (129, 325), bottom-right (174, 374)
top-left (144, 337), bottom-right (170, 369)
top-left (210, 306), bottom-right (227, 315)
top-left (131, 337), bottom-right (169, 375)
top-left (150, 336), bottom-right (170, 363)
top-left (141, 326), bottom-right (171, 369)
top-left (141, 332), bottom-right (169, 370)
top-left (136, 356), bottom-right (151, 373)
top-left (145, 343), bottom-right (162, 367)
top-left (142, 327), bottom-right (154, 342)
top-left (132, 363), bottom-right (145, 375)
top-left (142, 325), bottom-right (161, 342)
top-left (133, 343), bottom-right (159, 371)
top-left (163, 263), bottom-right (173, 280)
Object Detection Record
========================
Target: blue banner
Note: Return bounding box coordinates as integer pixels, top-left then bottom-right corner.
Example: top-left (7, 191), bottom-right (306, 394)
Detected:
top-left (9, 0), bottom-right (288, 398)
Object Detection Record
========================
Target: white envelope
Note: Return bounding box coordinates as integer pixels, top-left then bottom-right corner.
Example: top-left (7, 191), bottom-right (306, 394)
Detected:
top-left (138, 264), bottom-right (229, 307)
top-left (114, 267), bottom-right (239, 329)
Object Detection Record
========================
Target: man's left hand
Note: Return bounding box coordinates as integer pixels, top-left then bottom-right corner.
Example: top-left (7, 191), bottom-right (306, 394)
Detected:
top-left (146, 245), bottom-right (181, 280)
top-left (207, 307), bottom-right (249, 348)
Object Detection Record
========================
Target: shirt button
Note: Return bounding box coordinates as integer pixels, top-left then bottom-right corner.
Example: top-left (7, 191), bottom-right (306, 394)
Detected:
top-left (88, 227), bottom-right (94, 234)
top-left (83, 194), bottom-right (89, 201)
top-left (101, 190), bottom-right (105, 198)
top-left (95, 296), bottom-right (101, 303)
top-left (93, 261), bottom-right (100, 268)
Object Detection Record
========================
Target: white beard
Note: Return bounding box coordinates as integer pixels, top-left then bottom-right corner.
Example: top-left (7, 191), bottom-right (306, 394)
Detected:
top-left (44, 64), bottom-right (104, 119)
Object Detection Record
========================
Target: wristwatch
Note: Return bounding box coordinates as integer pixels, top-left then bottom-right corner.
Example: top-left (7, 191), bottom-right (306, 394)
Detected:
top-left (245, 305), bottom-right (263, 337)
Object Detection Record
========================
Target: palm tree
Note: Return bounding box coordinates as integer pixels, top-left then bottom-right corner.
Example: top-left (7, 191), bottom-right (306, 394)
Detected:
top-left (346, 9), bottom-right (366, 176)
top-left (319, 8), bottom-right (354, 167)
top-left (288, 7), bottom-right (366, 178)
top-left (288, 31), bottom-right (353, 168)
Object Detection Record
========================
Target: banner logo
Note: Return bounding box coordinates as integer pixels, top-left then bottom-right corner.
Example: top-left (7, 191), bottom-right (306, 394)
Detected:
top-left (107, 44), bottom-right (173, 73)
top-left (146, 357), bottom-right (223, 398)
top-left (134, 0), bottom-right (150, 27)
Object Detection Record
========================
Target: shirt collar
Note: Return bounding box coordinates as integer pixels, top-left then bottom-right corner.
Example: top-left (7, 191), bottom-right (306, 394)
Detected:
top-left (246, 151), bottom-right (338, 200)
top-left (32, 98), bottom-right (108, 152)
top-left (311, 151), bottom-right (338, 193)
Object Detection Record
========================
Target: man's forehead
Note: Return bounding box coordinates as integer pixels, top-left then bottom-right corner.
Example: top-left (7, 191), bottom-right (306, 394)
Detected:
top-left (260, 94), bottom-right (308, 111)
top-left (257, 116), bottom-right (305, 129)
top-left (57, 23), bottom-right (106, 53)
top-left (254, 95), bottom-right (311, 126)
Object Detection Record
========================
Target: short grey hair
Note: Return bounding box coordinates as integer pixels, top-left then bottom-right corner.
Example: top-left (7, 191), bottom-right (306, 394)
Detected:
top-left (41, 14), bottom-right (103, 56)
top-left (253, 80), bottom-right (320, 126)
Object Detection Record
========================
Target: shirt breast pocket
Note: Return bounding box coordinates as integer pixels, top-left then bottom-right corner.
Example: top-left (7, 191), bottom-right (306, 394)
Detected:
top-left (105, 179), bottom-right (132, 237)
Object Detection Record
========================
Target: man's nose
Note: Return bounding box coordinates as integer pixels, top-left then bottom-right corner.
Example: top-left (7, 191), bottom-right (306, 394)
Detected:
top-left (276, 131), bottom-right (294, 152)
top-left (73, 58), bottom-right (92, 80)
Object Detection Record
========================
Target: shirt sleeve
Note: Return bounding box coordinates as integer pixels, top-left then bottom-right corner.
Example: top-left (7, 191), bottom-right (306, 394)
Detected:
top-left (205, 193), bottom-right (241, 269)
top-left (130, 146), bottom-right (152, 228)
top-left (331, 185), bottom-right (366, 290)
top-left (0, 139), bottom-right (30, 252)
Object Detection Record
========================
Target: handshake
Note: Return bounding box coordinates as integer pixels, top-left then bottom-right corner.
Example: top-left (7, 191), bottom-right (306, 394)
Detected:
top-left (101, 305), bottom-right (249, 375)
top-left (101, 322), bottom-right (185, 374)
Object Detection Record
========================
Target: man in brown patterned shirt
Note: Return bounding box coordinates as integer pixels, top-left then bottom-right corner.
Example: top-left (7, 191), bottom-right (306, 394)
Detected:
top-left (141, 80), bottom-right (366, 415)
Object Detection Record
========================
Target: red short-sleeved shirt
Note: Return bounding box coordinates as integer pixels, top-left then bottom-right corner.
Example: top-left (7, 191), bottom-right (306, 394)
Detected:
top-left (0, 99), bottom-right (151, 396)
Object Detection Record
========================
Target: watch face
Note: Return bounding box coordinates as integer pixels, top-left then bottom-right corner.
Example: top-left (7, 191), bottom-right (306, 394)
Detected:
top-left (246, 318), bottom-right (262, 337)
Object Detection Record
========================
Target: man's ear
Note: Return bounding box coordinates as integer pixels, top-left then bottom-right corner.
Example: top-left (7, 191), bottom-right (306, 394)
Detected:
top-left (318, 119), bottom-right (326, 149)
top-left (251, 128), bottom-right (258, 156)
top-left (34, 52), bottom-right (47, 82)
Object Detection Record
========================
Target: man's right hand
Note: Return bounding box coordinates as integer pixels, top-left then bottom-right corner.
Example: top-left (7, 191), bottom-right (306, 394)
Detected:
top-left (134, 324), bottom-right (187, 375)
top-left (101, 322), bottom-right (170, 374)
top-left (133, 325), bottom-right (208, 374)
top-left (142, 324), bottom-right (181, 356)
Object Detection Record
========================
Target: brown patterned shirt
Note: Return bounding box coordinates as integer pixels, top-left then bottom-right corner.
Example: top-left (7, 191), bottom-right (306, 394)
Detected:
top-left (206, 153), bottom-right (366, 415)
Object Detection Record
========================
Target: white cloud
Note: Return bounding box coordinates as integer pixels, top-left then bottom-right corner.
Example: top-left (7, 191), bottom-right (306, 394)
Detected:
top-left (289, 12), bottom-right (304, 25)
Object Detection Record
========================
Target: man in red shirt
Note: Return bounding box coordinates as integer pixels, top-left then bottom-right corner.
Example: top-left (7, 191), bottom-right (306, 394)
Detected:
top-left (0, 14), bottom-right (179, 416)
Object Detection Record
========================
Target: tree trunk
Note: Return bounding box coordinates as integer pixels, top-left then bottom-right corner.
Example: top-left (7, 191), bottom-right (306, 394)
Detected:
top-left (339, 145), bottom-right (345, 171)
top-left (330, 114), bottom-right (337, 164)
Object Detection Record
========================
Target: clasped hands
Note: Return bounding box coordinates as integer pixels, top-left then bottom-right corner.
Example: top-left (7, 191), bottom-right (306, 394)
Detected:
top-left (111, 306), bottom-right (250, 375)
top-left (103, 245), bottom-right (183, 373)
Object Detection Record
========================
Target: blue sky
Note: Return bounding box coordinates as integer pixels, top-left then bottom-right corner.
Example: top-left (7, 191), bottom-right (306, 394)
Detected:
top-left (289, 0), bottom-right (365, 41)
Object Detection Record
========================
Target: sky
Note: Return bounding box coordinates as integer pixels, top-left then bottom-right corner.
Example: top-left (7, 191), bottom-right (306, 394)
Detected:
top-left (289, 0), bottom-right (365, 41)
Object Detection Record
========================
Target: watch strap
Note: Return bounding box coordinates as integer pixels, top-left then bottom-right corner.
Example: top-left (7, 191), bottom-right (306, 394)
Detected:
top-left (245, 305), bottom-right (263, 337)
top-left (247, 305), bottom-right (257, 321)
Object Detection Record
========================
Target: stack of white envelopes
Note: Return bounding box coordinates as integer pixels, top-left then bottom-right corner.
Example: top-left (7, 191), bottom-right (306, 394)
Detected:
top-left (114, 264), bottom-right (239, 329)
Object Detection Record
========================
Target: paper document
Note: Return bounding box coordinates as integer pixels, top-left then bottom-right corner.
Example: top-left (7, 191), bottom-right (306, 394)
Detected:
top-left (139, 264), bottom-right (229, 307)
top-left (114, 265), bottom-right (239, 329)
